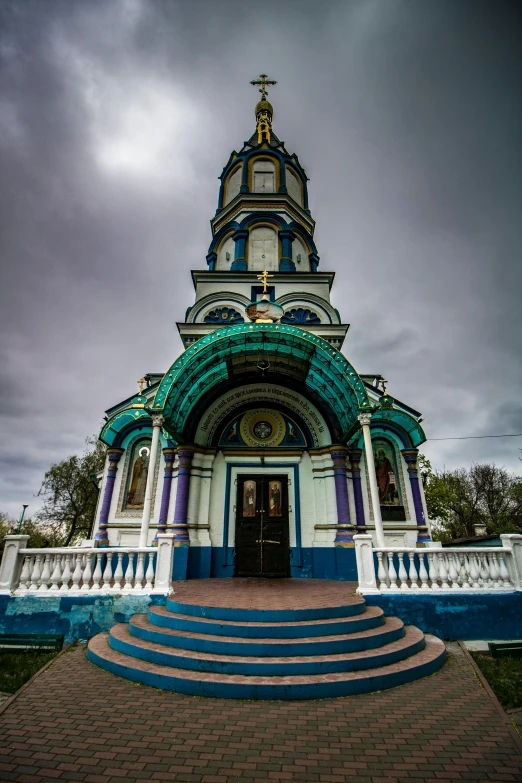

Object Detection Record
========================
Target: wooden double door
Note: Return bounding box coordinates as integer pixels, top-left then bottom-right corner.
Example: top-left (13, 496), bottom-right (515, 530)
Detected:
top-left (234, 474), bottom-right (290, 578)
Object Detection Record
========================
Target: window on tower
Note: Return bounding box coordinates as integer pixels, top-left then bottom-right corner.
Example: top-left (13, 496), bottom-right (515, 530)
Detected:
top-left (252, 159), bottom-right (275, 193)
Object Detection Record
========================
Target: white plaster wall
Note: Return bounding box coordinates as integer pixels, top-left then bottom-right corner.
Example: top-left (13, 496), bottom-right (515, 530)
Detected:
top-left (208, 450), bottom-right (227, 548)
top-left (286, 166), bottom-right (303, 207)
top-left (298, 451), bottom-right (316, 548)
top-left (194, 279), bottom-right (332, 304)
top-left (252, 159), bottom-right (276, 193)
top-left (215, 235), bottom-right (235, 271)
top-left (225, 165), bottom-right (241, 204)
top-left (292, 236), bottom-right (310, 271)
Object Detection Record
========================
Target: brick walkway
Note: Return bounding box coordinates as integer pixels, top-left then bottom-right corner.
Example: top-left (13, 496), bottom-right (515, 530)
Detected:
top-left (0, 643), bottom-right (520, 783)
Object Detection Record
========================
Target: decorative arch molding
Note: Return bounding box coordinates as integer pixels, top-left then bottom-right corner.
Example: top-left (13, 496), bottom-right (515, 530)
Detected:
top-left (186, 292), bottom-right (251, 324)
top-left (349, 410), bottom-right (426, 451)
top-left (150, 323), bottom-right (371, 444)
top-left (276, 292), bottom-right (339, 325)
top-left (194, 383), bottom-right (331, 448)
top-left (100, 408), bottom-right (152, 448)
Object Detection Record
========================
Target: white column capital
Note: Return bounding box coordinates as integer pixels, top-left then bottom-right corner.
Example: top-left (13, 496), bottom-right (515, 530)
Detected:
top-left (357, 412), bottom-right (373, 427)
top-left (151, 414), bottom-right (165, 428)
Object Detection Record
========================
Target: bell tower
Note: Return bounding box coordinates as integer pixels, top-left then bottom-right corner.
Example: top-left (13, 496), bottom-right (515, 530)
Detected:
top-left (178, 75), bottom-right (350, 350)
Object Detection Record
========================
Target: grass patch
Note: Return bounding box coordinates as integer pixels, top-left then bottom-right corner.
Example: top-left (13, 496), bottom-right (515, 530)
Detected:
top-left (471, 652), bottom-right (522, 711)
top-left (0, 649), bottom-right (58, 694)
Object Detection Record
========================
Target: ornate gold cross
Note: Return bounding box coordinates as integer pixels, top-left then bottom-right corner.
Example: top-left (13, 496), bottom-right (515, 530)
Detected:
top-left (250, 73), bottom-right (277, 101)
top-left (257, 270), bottom-right (273, 293)
top-left (137, 377), bottom-right (147, 394)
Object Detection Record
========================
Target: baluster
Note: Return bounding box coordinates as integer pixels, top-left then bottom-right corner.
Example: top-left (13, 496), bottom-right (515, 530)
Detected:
top-left (102, 552), bottom-right (113, 589)
top-left (488, 553), bottom-right (501, 589)
top-left (38, 554), bottom-right (52, 591)
top-left (50, 555), bottom-right (63, 591)
top-left (111, 552), bottom-right (125, 592)
top-left (123, 552), bottom-right (135, 591)
top-left (59, 554), bottom-right (72, 591)
top-left (497, 553), bottom-right (512, 589)
top-left (133, 552), bottom-right (146, 592)
top-left (376, 552), bottom-right (389, 590)
top-left (447, 553), bottom-right (460, 589)
top-left (387, 552), bottom-right (398, 590)
top-left (71, 554), bottom-right (83, 591)
top-left (479, 554), bottom-right (492, 588)
top-left (91, 553), bottom-right (103, 590)
top-left (408, 552), bottom-right (419, 590)
top-left (29, 555), bottom-right (42, 591)
top-left (468, 554), bottom-right (481, 588)
top-left (397, 552), bottom-right (409, 591)
top-left (145, 552), bottom-right (155, 590)
top-left (17, 556), bottom-right (32, 592)
top-left (418, 552), bottom-right (429, 590)
top-left (427, 552), bottom-right (439, 590)
top-left (458, 554), bottom-right (470, 589)
top-left (80, 553), bottom-right (94, 591)
top-left (439, 553), bottom-right (450, 590)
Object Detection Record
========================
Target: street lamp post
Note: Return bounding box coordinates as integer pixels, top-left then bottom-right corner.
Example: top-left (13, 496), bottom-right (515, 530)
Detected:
top-left (17, 504), bottom-right (29, 533)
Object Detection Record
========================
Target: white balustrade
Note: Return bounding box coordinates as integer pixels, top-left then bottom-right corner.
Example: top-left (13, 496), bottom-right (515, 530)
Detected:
top-left (0, 544), bottom-right (170, 595)
top-left (354, 537), bottom-right (521, 594)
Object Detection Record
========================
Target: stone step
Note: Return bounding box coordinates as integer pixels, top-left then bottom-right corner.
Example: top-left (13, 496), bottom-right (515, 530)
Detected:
top-left (109, 622), bottom-right (426, 676)
top-left (129, 612), bottom-right (405, 656)
top-left (87, 632), bottom-right (447, 700)
top-left (166, 592), bottom-right (366, 623)
top-left (147, 604), bottom-right (384, 639)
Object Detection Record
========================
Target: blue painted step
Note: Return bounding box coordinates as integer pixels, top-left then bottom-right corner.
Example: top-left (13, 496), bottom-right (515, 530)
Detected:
top-left (130, 612), bottom-right (404, 657)
top-left (87, 633), bottom-right (447, 700)
top-left (165, 595), bottom-right (366, 622)
top-left (147, 605), bottom-right (384, 638)
top-left (108, 622), bottom-right (426, 675)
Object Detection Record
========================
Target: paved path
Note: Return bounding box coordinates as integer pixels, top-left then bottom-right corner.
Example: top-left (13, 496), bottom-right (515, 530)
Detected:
top-left (0, 643), bottom-right (520, 783)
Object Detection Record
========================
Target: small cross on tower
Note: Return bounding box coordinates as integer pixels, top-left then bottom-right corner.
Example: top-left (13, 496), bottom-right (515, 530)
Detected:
top-left (137, 377), bottom-right (147, 394)
top-left (250, 74), bottom-right (277, 101)
top-left (257, 270), bottom-right (273, 294)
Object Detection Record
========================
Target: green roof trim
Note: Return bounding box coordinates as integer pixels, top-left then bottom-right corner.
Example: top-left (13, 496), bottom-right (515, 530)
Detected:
top-left (100, 407), bottom-right (151, 447)
top-left (151, 323), bottom-right (371, 444)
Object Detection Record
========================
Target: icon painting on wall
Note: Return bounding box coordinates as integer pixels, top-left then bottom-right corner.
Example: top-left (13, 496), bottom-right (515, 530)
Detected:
top-left (373, 440), bottom-right (401, 506)
top-left (243, 480), bottom-right (256, 517)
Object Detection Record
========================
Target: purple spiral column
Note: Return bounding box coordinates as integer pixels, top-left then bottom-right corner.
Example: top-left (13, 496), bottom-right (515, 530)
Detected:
top-left (331, 448), bottom-right (354, 545)
top-left (401, 449), bottom-right (431, 546)
top-left (171, 448), bottom-right (195, 545)
top-left (94, 449), bottom-right (124, 546)
top-left (152, 448), bottom-right (176, 546)
top-left (348, 449), bottom-right (366, 528)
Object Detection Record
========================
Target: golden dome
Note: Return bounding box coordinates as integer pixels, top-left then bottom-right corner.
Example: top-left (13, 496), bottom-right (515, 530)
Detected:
top-left (255, 99), bottom-right (273, 117)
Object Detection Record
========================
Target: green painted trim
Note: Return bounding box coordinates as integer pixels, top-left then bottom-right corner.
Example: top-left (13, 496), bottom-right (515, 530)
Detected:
top-left (151, 324), bottom-right (370, 443)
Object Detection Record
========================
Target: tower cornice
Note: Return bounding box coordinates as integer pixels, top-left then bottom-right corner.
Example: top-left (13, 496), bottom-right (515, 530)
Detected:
top-left (212, 193), bottom-right (315, 235)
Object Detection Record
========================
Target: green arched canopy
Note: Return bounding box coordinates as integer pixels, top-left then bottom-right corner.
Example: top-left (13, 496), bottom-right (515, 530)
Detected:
top-left (151, 323), bottom-right (371, 444)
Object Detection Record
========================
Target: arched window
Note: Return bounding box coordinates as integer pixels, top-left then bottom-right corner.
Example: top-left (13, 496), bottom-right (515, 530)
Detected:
top-left (249, 225), bottom-right (278, 271)
top-left (252, 159), bottom-right (275, 193)
top-left (281, 308), bottom-right (321, 325)
top-left (225, 165), bottom-right (242, 204)
top-left (124, 439), bottom-right (151, 510)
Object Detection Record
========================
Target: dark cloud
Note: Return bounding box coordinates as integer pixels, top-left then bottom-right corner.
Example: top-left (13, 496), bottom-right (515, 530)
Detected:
top-left (0, 0), bottom-right (521, 515)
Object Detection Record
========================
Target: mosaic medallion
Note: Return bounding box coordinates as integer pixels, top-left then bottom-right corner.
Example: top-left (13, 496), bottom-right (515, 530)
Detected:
top-left (253, 420), bottom-right (272, 440)
top-left (240, 409), bottom-right (285, 448)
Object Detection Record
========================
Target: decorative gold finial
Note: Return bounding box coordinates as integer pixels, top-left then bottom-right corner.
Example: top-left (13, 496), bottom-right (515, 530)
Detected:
top-left (250, 73), bottom-right (277, 102)
top-left (257, 270), bottom-right (273, 296)
top-left (251, 74), bottom-right (277, 143)
top-left (381, 378), bottom-right (388, 396)
top-left (137, 377), bottom-right (147, 394)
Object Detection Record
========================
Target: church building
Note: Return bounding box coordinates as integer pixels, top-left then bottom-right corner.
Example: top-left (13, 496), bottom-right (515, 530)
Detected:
top-left (92, 76), bottom-right (431, 581)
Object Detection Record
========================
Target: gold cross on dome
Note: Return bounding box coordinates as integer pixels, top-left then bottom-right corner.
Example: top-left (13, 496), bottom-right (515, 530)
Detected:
top-left (257, 270), bottom-right (273, 293)
top-left (137, 377), bottom-right (147, 394)
top-left (250, 73), bottom-right (277, 101)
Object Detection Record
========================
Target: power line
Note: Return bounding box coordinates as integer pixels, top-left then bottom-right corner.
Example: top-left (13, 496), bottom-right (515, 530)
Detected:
top-left (428, 433), bottom-right (522, 442)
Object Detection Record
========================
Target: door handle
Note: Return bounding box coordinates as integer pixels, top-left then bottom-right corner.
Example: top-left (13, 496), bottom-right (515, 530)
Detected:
top-left (256, 540), bottom-right (280, 545)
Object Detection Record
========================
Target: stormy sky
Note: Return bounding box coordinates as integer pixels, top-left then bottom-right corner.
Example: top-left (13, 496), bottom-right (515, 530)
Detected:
top-left (0, 0), bottom-right (521, 517)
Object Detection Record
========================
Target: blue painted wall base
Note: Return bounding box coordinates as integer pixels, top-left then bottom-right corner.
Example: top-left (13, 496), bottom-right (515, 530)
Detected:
top-left (191, 546), bottom-right (357, 580)
top-left (172, 546), bottom-right (189, 580)
top-left (0, 594), bottom-right (165, 643)
top-left (365, 592), bottom-right (522, 640)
